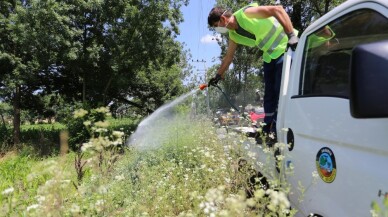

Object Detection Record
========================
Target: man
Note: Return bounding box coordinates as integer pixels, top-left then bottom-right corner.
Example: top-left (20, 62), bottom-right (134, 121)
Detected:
top-left (207, 3), bottom-right (298, 142)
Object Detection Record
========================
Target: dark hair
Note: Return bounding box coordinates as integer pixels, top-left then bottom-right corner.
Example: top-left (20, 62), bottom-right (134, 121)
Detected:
top-left (207, 7), bottom-right (232, 27)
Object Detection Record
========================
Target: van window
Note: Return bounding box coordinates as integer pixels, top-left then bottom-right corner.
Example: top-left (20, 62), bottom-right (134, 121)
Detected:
top-left (300, 9), bottom-right (388, 98)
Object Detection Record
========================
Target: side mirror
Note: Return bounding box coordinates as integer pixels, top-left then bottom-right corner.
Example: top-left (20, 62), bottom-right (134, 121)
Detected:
top-left (350, 40), bottom-right (388, 118)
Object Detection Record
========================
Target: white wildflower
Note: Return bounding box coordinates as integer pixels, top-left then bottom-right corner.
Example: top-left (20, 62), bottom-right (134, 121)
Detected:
top-left (254, 189), bottom-right (265, 199)
top-left (73, 109), bottom-right (88, 118)
top-left (91, 175), bottom-right (98, 181)
top-left (289, 162), bottom-right (295, 170)
top-left (263, 148), bottom-right (271, 154)
top-left (246, 198), bottom-right (256, 207)
top-left (370, 210), bottom-right (379, 217)
top-left (2, 187), bottom-right (14, 195)
top-left (95, 199), bottom-right (105, 212)
top-left (275, 142), bottom-right (286, 149)
top-left (266, 189), bottom-right (290, 212)
top-left (26, 204), bottom-right (40, 212)
top-left (81, 141), bottom-right (93, 152)
top-left (70, 204), bottom-right (80, 213)
top-left (35, 195), bottom-right (46, 204)
top-left (61, 180), bottom-right (71, 184)
top-left (95, 107), bottom-right (109, 113)
top-left (83, 121), bottom-right (92, 126)
top-left (115, 174), bottom-right (125, 181)
top-left (276, 155), bottom-right (285, 161)
top-left (98, 186), bottom-right (108, 194)
top-left (95, 121), bottom-right (109, 128)
top-left (27, 173), bottom-right (38, 182)
top-left (112, 131), bottom-right (124, 138)
top-left (111, 139), bottom-right (123, 146)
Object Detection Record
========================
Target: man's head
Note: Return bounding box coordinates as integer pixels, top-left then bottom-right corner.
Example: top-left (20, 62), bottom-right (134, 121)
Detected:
top-left (208, 7), bottom-right (233, 27)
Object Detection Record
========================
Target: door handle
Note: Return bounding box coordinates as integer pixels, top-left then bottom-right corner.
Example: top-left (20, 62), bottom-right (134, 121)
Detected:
top-left (287, 128), bottom-right (295, 151)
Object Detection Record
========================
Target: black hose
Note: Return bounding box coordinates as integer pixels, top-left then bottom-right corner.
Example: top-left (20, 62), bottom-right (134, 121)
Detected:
top-left (212, 84), bottom-right (246, 118)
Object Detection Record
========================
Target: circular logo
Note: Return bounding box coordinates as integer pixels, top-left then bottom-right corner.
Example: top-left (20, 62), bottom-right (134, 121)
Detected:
top-left (316, 147), bottom-right (337, 183)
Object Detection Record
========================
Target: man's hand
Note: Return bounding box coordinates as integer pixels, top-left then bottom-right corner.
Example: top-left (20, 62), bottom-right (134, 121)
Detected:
top-left (287, 32), bottom-right (299, 51)
top-left (208, 73), bottom-right (222, 87)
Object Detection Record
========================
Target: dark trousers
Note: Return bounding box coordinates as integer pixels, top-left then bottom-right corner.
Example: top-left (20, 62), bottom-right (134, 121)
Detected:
top-left (263, 55), bottom-right (284, 134)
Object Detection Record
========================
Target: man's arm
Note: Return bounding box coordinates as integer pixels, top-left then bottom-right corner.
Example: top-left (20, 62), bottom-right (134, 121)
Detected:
top-left (244, 6), bottom-right (293, 34)
top-left (208, 39), bottom-right (237, 86)
top-left (217, 39), bottom-right (237, 77)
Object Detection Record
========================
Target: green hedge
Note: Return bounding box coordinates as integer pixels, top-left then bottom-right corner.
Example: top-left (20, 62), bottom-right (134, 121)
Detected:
top-left (108, 117), bottom-right (140, 140)
top-left (0, 118), bottom-right (140, 155)
top-left (0, 126), bottom-right (13, 151)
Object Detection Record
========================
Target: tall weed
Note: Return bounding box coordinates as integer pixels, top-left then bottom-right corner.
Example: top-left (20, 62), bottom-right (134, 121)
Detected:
top-left (0, 110), bottom-right (297, 216)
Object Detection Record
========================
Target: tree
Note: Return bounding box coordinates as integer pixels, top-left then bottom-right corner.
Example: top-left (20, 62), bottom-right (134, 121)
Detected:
top-left (55, 0), bottom-right (190, 112)
top-left (0, 0), bottom-right (78, 145)
top-left (0, 102), bottom-right (12, 128)
top-left (278, 0), bottom-right (346, 32)
top-left (0, 0), bottom-right (190, 146)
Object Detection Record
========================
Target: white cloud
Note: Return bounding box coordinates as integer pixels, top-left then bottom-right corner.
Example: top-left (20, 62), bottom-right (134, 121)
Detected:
top-left (200, 34), bottom-right (221, 44)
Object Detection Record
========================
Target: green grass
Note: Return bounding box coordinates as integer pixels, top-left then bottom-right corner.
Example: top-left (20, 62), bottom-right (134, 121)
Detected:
top-left (20, 123), bottom-right (67, 131)
top-left (0, 116), bottom-right (294, 216)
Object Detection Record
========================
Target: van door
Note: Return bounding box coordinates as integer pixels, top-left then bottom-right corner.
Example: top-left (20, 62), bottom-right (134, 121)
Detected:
top-left (281, 4), bottom-right (388, 217)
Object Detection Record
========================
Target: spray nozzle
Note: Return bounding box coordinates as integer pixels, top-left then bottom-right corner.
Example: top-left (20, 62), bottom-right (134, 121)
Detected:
top-left (199, 84), bottom-right (208, 90)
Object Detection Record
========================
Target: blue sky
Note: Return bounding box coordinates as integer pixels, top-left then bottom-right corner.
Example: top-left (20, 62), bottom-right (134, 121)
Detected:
top-left (176, 0), bottom-right (221, 74)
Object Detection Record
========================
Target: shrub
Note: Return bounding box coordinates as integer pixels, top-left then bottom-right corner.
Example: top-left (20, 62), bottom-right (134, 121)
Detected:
top-left (0, 112), bottom-right (300, 216)
top-left (0, 126), bottom-right (12, 153)
top-left (66, 111), bottom-right (90, 151)
top-left (108, 117), bottom-right (140, 142)
top-left (67, 109), bottom-right (140, 151)
top-left (20, 123), bottom-right (67, 156)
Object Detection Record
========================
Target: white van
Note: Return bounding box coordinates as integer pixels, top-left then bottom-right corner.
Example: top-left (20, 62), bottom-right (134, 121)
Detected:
top-left (273, 0), bottom-right (388, 216)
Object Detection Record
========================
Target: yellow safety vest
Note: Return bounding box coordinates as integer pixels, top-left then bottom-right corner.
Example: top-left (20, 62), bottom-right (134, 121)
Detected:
top-left (307, 25), bottom-right (336, 49)
top-left (229, 3), bottom-right (298, 63)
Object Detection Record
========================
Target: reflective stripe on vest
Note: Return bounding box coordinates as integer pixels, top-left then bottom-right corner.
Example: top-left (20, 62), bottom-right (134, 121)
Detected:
top-left (267, 31), bottom-right (286, 54)
top-left (258, 19), bottom-right (280, 49)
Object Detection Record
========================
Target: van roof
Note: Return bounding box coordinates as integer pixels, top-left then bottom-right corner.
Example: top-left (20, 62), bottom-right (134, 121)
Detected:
top-left (304, 0), bottom-right (388, 34)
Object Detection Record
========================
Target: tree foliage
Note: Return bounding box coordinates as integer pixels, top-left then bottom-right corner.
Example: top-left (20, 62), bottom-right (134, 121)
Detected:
top-left (0, 0), bottom-right (190, 145)
top-left (278, 0), bottom-right (346, 32)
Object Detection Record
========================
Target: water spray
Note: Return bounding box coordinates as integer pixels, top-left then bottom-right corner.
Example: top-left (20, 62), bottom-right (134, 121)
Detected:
top-left (127, 89), bottom-right (199, 149)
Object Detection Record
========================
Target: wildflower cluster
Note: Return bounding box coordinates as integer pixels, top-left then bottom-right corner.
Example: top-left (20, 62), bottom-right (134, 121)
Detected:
top-left (371, 196), bottom-right (388, 217)
top-left (73, 107), bottom-right (125, 174)
top-left (0, 107), bottom-right (318, 216)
